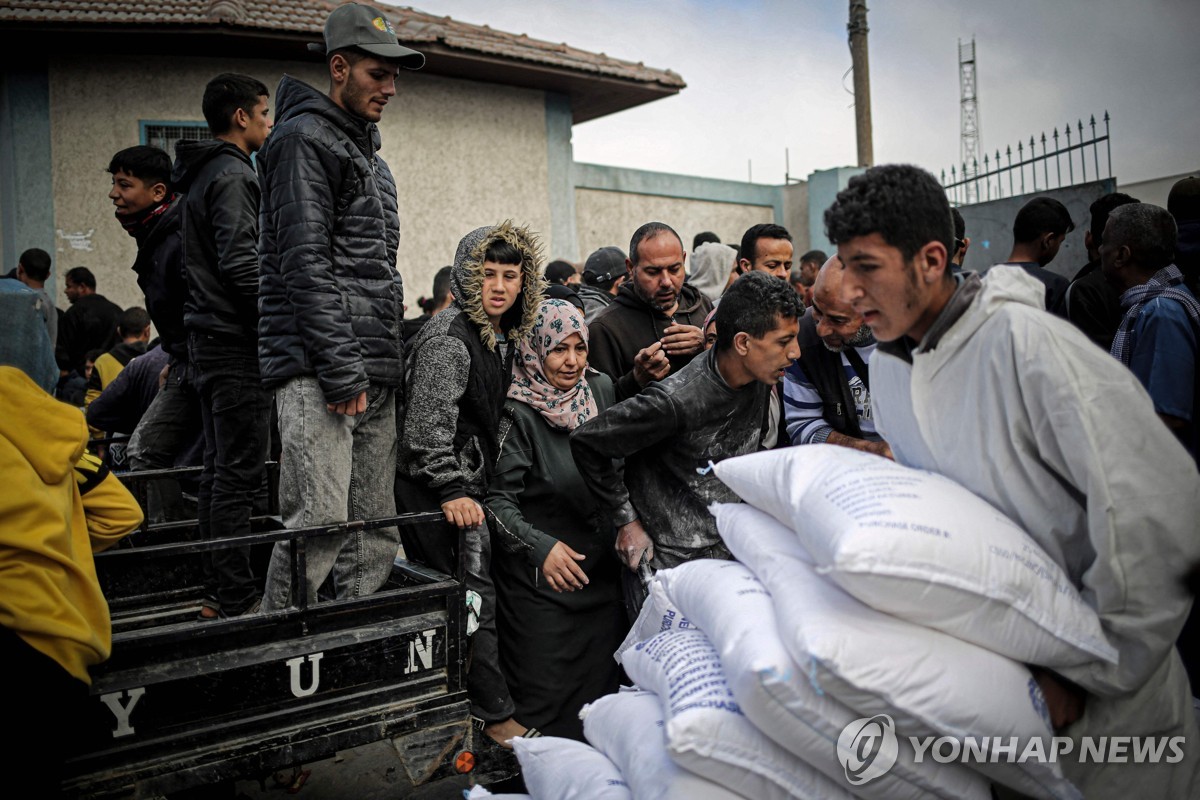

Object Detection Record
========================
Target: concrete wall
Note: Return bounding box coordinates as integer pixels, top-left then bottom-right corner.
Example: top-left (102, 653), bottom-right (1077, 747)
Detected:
top-left (0, 62), bottom-right (56, 290)
top-left (573, 162), bottom-right (783, 267)
top-left (574, 187), bottom-right (773, 264)
top-left (42, 56), bottom-right (552, 317)
top-left (1119, 170), bottom-right (1197, 211)
top-left (806, 166), bottom-right (866, 256)
top-left (957, 179), bottom-right (1115, 278)
top-left (780, 181), bottom-right (809, 254)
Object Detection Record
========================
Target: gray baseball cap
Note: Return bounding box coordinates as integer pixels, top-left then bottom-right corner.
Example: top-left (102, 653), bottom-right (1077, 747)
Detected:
top-left (308, 3), bottom-right (425, 69)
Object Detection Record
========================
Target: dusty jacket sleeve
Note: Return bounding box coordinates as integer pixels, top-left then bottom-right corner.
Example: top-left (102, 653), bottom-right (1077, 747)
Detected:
top-left (569, 383), bottom-right (680, 527)
top-left (486, 411), bottom-right (558, 569)
top-left (209, 171), bottom-right (262, 326)
top-left (1021, 337), bottom-right (1200, 697)
top-left (263, 131), bottom-right (367, 404)
top-left (587, 317), bottom-right (641, 401)
top-left (74, 451), bottom-right (142, 552)
top-left (399, 335), bottom-right (472, 503)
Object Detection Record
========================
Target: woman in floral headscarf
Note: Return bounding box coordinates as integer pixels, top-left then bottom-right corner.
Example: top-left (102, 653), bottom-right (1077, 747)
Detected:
top-left (486, 299), bottom-right (626, 740)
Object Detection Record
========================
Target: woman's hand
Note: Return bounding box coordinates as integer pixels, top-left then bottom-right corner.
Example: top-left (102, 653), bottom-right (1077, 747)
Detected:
top-left (441, 497), bottom-right (484, 529)
top-left (542, 541), bottom-right (589, 592)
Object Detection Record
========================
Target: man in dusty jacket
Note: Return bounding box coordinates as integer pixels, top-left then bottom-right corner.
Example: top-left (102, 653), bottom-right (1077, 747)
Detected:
top-left (256, 4), bottom-right (424, 610)
top-left (571, 271), bottom-right (801, 573)
top-left (172, 73), bottom-right (272, 618)
top-left (588, 222), bottom-right (713, 400)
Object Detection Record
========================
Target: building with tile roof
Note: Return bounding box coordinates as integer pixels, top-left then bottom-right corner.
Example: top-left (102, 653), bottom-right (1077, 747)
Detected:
top-left (0, 0), bottom-right (693, 310)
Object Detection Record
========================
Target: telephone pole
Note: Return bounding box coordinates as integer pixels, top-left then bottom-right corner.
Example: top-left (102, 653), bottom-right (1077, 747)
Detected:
top-left (848, 0), bottom-right (873, 167)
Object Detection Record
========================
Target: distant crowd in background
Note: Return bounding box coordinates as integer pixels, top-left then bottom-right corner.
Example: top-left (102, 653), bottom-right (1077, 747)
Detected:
top-left (2, 2), bottom-right (1199, 796)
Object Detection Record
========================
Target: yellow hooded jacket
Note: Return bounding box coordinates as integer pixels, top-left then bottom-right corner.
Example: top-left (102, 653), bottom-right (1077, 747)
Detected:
top-left (0, 365), bottom-right (143, 683)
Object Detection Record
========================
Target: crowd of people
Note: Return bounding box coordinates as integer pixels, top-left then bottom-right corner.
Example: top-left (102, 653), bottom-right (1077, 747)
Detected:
top-left (2, 3), bottom-right (1199, 796)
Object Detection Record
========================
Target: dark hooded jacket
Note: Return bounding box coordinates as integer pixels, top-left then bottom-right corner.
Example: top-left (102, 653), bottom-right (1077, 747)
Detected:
top-left (398, 222), bottom-right (544, 505)
top-left (587, 281), bottom-right (713, 400)
top-left (126, 195), bottom-right (188, 362)
top-left (256, 75), bottom-right (404, 402)
top-left (172, 139), bottom-right (260, 339)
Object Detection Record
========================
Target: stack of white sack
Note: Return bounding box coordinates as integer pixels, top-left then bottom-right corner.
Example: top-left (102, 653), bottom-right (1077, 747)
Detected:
top-left (689, 442), bottom-right (1122, 798)
top-left (510, 734), bottom-right (630, 799)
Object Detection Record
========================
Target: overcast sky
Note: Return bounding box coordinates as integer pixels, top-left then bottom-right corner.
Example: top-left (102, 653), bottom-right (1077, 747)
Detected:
top-left (409, 0), bottom-right (1198, 187)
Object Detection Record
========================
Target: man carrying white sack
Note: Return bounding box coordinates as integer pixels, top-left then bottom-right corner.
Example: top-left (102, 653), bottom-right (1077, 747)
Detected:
top-left (824, 162), bottom-right (1200, 798)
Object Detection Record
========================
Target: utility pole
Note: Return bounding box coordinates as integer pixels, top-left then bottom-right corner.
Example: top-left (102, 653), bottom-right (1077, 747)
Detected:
top-left (848, 0), bottom-right (873, 167)
top-left (959, 38), bottom-right (980, 203)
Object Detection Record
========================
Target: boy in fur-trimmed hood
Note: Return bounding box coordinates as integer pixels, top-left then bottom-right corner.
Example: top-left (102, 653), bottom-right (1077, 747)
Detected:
top-left (397, 221), bottom-right (544, 746)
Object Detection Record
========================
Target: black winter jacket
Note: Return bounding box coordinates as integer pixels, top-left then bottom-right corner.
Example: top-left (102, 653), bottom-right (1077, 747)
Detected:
top-left (172, 140), bottom-right (261, 340)
top-left (127, 196), bottom-right (188, 361)
top-left (256, 75), bottom-right (404, 402)
top-left (55, 293), bottom-right (122, 372)
top-left (587, 281), bottom-right (713, 400)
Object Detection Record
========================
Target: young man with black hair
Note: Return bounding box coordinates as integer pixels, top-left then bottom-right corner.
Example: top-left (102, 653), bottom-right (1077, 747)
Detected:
top-left (55, 266), bottom-right (121, 377)
top-left (826, 163), bottom-right (1200, 799)
top-left (8, 248), bottom-right (57, 347)
top-left (588, 222), bottom-right (713, 399)
top-left (544, 259), bottom-right (577, 286)
top-left (256, 4), bottom-right (424, 611)
top-left (84, 305), bottom-right (150, 409)
top-left (737, 222), bottom-right (793, 281)
top-left (794, 248), bottom-right (826, 307)
top-left (692, 230), bottom-right (720, 251)
top-left (1064, 192), bottom-right (1140, 350)
top-left (997, 195), bottom-right (1073, 316)
top-left (172, 72), bottom-right (273, 618)
top-left (106, 145), bottom-right (199, 524)
top-left (572, 270), bottom-right (801, 573)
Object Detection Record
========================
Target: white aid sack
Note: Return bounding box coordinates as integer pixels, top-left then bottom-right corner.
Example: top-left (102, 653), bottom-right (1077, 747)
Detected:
top-left (581, 688), bottom-right (745, 800)
top-left (512, 735), bottom-right (631, 800)
top-left (713, 445), bottom-right (1116, 668)
top-left (614, 577), bottom-right (695, 665)
top-left (717, 502), bottom-right (1080, 800)
top-left (623, 628), bottom-right (856, 800)
top-left (656, 548), bottom-right (989, 800)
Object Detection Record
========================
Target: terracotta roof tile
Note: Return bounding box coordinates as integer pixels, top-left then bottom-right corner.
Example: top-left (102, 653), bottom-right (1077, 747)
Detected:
top-left (0, 0), bottom-right (685, 88)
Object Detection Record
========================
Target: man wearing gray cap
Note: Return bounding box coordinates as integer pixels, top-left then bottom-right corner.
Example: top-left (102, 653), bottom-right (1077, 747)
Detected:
top-left (576, 246), bottom-right (628, 322)
top-left (256, 4), bottom-right (425, 611)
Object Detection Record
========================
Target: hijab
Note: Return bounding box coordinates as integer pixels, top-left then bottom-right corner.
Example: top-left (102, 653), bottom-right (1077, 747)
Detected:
top-left (507, 299), bottom-right (598, 431)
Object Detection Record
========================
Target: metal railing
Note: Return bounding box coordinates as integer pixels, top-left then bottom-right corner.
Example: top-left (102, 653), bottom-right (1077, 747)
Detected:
top-left (942, 112), bottom-right (1111, 206)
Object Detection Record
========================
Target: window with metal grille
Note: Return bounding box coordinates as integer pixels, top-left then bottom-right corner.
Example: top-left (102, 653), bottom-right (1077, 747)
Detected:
top-left (139, 121), bottom-right (211, 156)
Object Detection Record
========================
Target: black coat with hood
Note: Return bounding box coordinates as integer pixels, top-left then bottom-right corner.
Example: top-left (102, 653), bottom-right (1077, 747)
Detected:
top-left (172, 139), bottom-right (260, 340)
top-left (587, 281), bottom-right (713, 400)
top-left (398, 222), bottom-right (544, 505)
top-left (127, 196), bottom-right (188, 362)
top-left (256, 75), bottom-right (404, 402)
